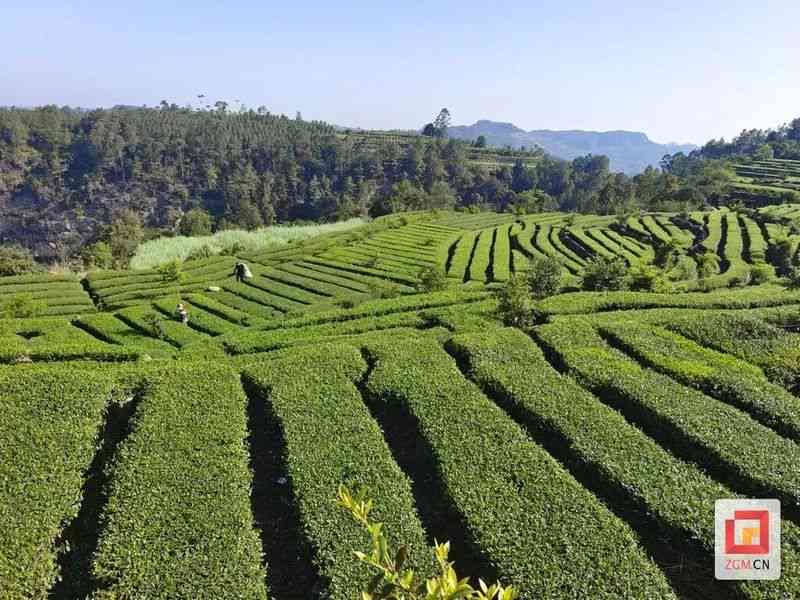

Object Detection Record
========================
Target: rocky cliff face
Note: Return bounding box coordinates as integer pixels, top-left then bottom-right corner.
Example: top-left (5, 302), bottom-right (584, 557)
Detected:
top-left (0, 176), bottom-right (172, 261)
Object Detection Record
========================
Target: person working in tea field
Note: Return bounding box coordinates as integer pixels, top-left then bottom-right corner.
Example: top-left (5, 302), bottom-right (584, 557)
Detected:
top-left (233, 261), bottom-right (253, 283)
top-left (176, 302), bottom-right (189, 324)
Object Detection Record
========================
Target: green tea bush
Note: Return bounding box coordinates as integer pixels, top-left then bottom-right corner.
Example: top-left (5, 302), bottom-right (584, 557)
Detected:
top-left (0, 366), bottom-right (116, 597)
top-left (0, 244), bottom-right (39, 276)
top-left (539, 286), bottom-right (800, 315)
top-left (665, 313), bottom-right (800, 390)
top-left (92, 365), bottom-right (266, 598)
top-left (416, 264), bottom-right (448, 293)
top-left (601, 322), bottom-right (800, 442)
top-left (496, 274), bottom-right (537, 328)
top-left (446, 327), bottom-right (800, 600)
top-left (243, 345), bottom-right (432, 598)
top-left (536, 321), bottom-right (800, 512)
top-left (580, 255), bottom-right (628, 291)
top-left (362, 338), bottom-right (675, 599)
top-left (0, 294), bottom-right (45, 318)
top-left (526, 255), bottom-right (562, 298)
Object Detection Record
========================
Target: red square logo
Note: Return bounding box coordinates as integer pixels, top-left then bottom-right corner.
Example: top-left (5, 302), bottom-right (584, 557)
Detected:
top-left (725, 510), bottom-right (770, 555)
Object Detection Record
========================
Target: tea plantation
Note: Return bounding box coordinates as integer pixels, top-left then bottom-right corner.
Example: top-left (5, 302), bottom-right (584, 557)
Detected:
top-left (3, 208), bottom-right (800, 599)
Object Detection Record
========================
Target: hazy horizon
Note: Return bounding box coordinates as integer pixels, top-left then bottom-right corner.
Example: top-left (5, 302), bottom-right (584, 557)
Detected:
top-left (3, 1), bottom-right (798, 146)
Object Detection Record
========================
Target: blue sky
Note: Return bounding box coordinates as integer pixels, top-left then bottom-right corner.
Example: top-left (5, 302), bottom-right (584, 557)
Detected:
top-left (2, 1), bottom-right (798, 144)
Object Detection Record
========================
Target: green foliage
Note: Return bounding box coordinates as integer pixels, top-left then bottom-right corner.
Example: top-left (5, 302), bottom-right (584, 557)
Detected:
top-left (652, 238), bottom-right (681, 268)
top-left (0, 293), bottom-right (45, 319)
top-left (448, 327), bottom-right (800, 600)
top-left (363, 338), bottom-right (676, 598)
top-left (416, 264), bottom-right (448, 293)
top-left (496, 274), bottom-right (536, 327)
top-left (132, 219), bottom-right (366, 269)
top-left (0, 244), bottom-right (38, 276)
top-left (185, 243), bottom-right (215, 261)
top-left (601, 322), bottom-right (800, 442)
top-left (526, 255), bottom-right (562, 298)
top-left (625, 261), bottom-right (667, 292)
top-left (158, 259), bottom-right (185, 284)
top-left (667, 254), bottom-right (698, 281)
top-left (580, 255), bottom-right (628, 291)
top-left (537, 321), bottom-right (800, 513)
top-left (767, 237), bottom-right (796, 276)
top-left (179, 208), bottom-right (213, 236)
top-left (0, 366), bottom-right (116, 597)
top-left (749, 263), bottom-right (775, 285)
top-left (368, 281), bottom-right (402, 299)
top-left (538, 286), bottom-right (800, 315)
top-left (91, 365), bottom-right (266, 598)
top-left (243, 345), bottom-right (431, 598)
top-left (787, 267), bottom-right (800, 289)
top-left (695, 251), bottom-right (720, 280)
top-left (666, 312), bottom-right (800, 391)
top-left (108, 210), bottom-right (144, 268)
top-left (81, 241), bottom-right (114, 270)
top-left (338, 486), bottom-right (518, 600)
top-left (140, 312), bottom-right (166, 340)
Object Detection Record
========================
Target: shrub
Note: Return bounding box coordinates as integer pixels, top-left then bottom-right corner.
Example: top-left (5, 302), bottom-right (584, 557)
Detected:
top-left (581, 256), bottom-right (628, 291)
top-left (179, 208), bottom-right (213, 236)
top-left (766, 237), bottom-right (795, 276)
top-left (695, 251), bottom-right (721, 281)
top-left (368, 281), bottom-right (401, 299)
top-left (338, 486), bottom-right (518, 600)
top-left (91, 365), bottom-right (266, 598)
top-left (536, 321), bottom-right (800, 512)
top-left (667, 254), bottom-right (698, 281)
top-left (601, 322), bottom-right (800, 442)
top-left (141, 312), bottom-right (166, 340)
top-left (626, 261), bottom-right (668, 292)
top-left (416, 265), bottom-right (448, 293)
top-left (447, 327), bottom-right (800, 600)
top-left (108, 210), bottom-right (144, 268)
top-left (788, 267), bottom-right (800, 289)
top-left (81, 241), bottom-right (114, 270)
top-left (496, 274), bottom-right (537, 327)
top-left (219, 241), bottom-right (247, 256)
top-left (0, 244), bottom-right (38, 276)
top-left (538, 286), bottom-right (800, 315)
top-left (526, 255), bottom-right (562, 298)
top-left (158, 259), bottom-right (185, 283)
top-left (242, 345), bottom-right (432, 598)
top-left (362, 338), bottom-right (676, 598)
top-left (749, 263), bottom-right (775, 285)
top-left (186, 243), bottom-right (215, 261)
top-left (0, 294), bottom-right (45, 318)
top-left (653, 239), bottom-right (681, 268)
top-left (0, 366), bottom-right (116, 597)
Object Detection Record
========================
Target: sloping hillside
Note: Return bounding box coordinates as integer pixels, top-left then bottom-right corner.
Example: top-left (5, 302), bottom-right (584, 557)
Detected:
top-left (447, 120), bottom-right (697, 174)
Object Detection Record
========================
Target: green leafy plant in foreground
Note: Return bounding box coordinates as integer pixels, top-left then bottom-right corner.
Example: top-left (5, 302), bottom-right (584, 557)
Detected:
top-left (337, 485), bottom-right (518, 600)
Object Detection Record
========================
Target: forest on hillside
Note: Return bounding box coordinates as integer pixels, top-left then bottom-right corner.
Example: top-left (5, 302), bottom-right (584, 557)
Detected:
top-left (0, 105), bottom-right (737, 261)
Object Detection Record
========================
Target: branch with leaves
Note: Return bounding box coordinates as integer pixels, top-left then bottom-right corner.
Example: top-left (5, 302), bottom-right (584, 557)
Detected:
top-left (337, 485), bottom-right (518, 600)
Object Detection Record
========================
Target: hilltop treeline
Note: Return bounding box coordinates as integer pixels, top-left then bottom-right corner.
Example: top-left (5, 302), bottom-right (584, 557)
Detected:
top-left (693, 117), bottom-right (800, 161)
top-left (1, 104), bottom-right (725, 258)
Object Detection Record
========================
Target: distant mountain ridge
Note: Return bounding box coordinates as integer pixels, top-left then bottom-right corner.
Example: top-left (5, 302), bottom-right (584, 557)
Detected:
top-left (446, 120), bottom-right (697, 174)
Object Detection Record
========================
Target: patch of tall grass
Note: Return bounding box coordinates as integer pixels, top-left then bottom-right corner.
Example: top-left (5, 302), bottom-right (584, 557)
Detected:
top-left (130, 219), bottom-right (366, 270)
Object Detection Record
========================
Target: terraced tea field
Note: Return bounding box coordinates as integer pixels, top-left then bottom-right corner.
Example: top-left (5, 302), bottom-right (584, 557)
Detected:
top-left (732, 158), bottom-right (800, 200)
top-left (3, 209), bottom-right (800, 599)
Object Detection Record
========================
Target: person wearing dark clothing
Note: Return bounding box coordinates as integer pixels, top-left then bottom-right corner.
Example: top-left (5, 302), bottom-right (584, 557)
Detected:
top-left (233, 261), bottom-right (252, 282)
top-left (233, 262), bottom-right (246, 283)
